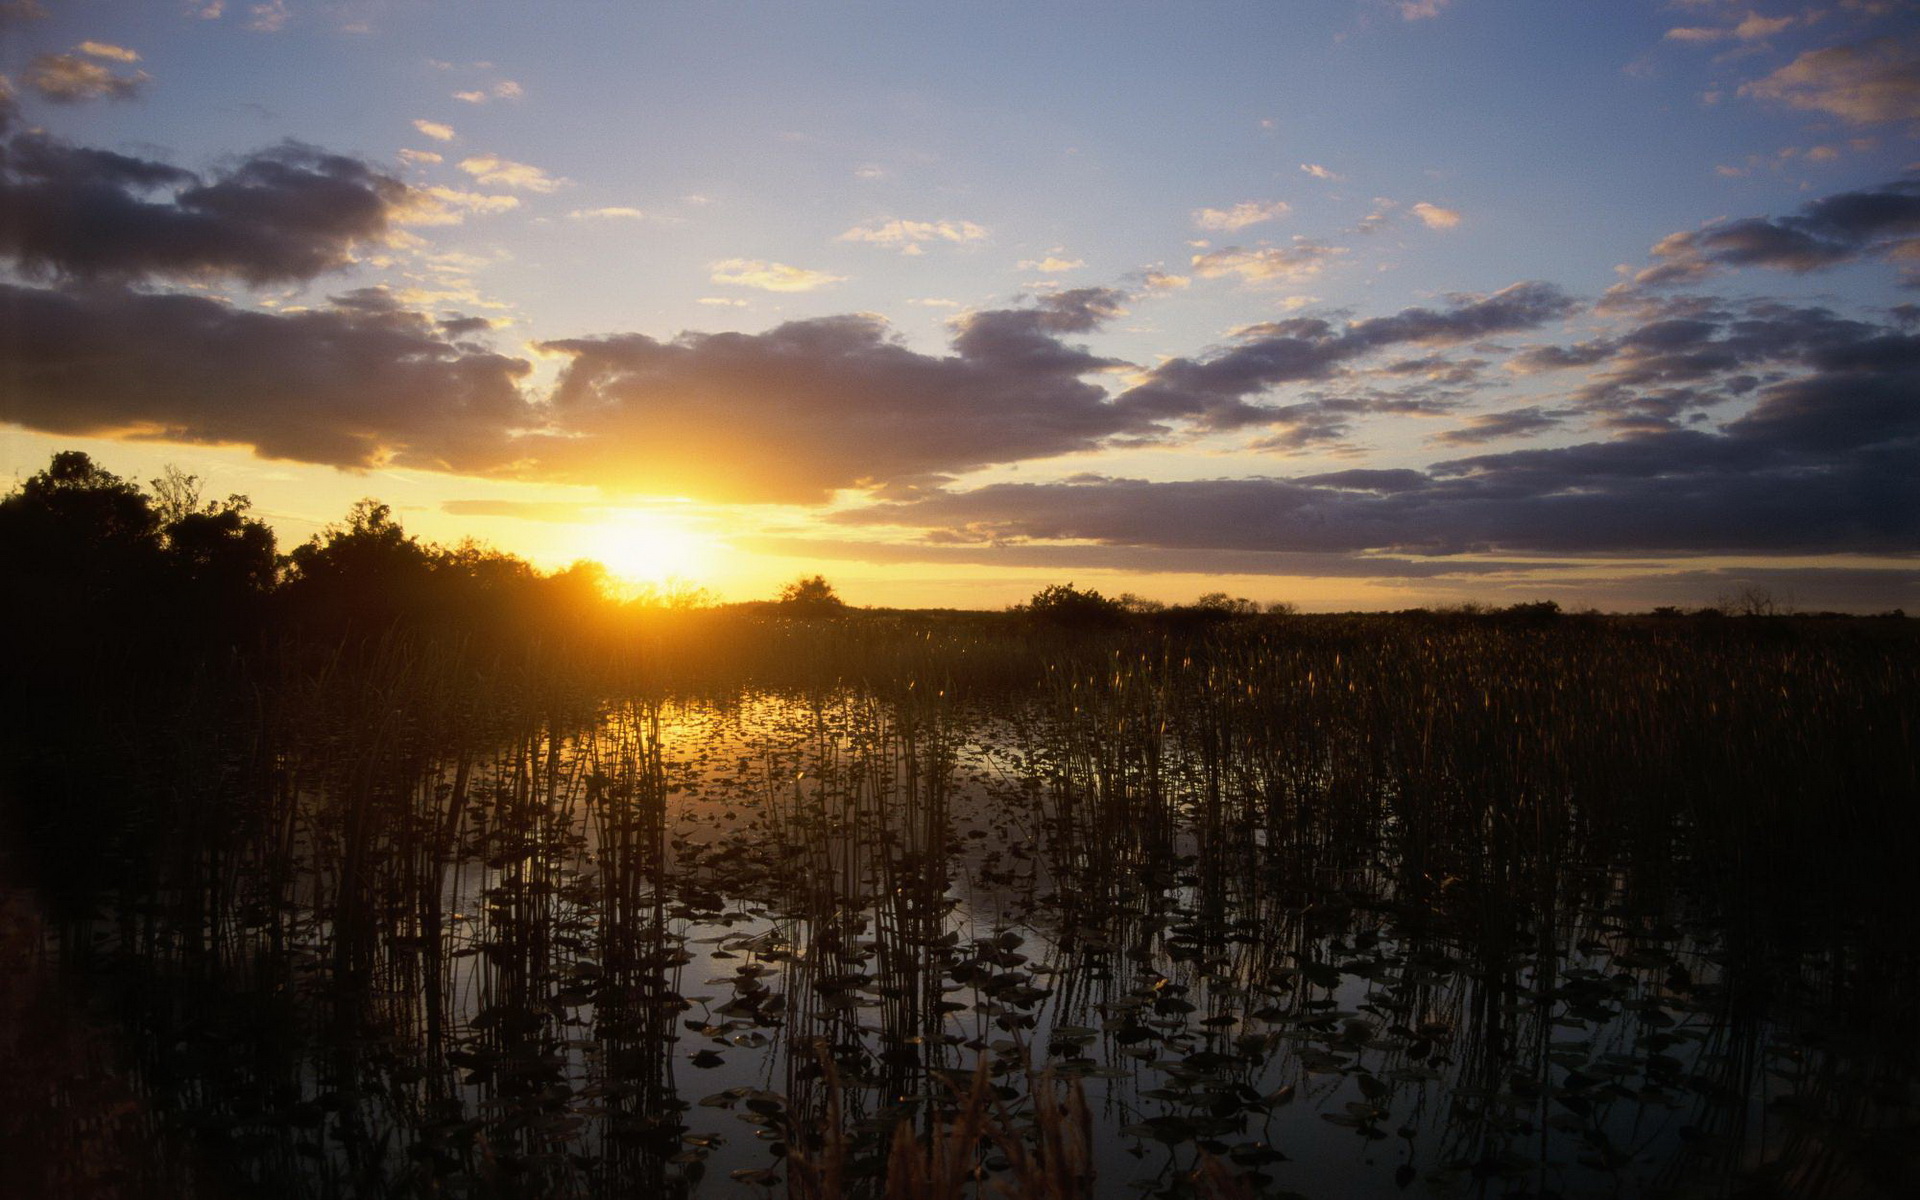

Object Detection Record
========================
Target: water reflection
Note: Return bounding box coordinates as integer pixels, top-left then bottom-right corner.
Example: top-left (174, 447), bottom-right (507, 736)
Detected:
top-left (51, 666), bottom-right (1920, 1197)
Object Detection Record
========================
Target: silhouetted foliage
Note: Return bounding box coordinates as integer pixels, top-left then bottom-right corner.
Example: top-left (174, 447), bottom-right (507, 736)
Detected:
top-left (1022, 582), bottom-right (1126, 629)
top-left (777, 573), bottom-right (846, 615)
top-left (1497, 599), bottom-right (1562, 625)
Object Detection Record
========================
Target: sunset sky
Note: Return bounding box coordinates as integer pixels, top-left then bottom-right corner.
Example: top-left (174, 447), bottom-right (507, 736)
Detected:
top-left (1, 0), bottom-right (1915, 610)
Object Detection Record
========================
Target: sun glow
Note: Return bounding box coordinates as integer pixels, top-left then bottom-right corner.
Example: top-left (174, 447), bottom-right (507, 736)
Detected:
top-left (575, 511), bottom-right (715, 588)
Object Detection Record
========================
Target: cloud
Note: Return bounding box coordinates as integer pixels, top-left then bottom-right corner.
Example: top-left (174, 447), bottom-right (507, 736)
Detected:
top-left (1138, 270), bottom-right (1190, 291)
top-left (1432, 405), bottom-right (1571, 445)
top-left (735, 532), bottom-right (1564, 581)
top-left (393, 184), bottom-right (518, 225)
top-left (0, 284), bottom-right (531, 470)
top-left (1399, 0), bottom-right (1449, 19)
top-left (1018, 255), bottom-right (1085, 272)
top-left (696, 296), bottom-right (747, 306)
top-left (453, 90), bottom-right (487, 104)
top-left (1192, 200), bottom-right (1292, 232)
top-left (708, 258), bottom-right (846, 292)
top-left (397, 148), bottom-right (443, 166)
top-left (519, 289), bottom-right (1143, 501)
top-left (1190, 241), bottom-right (1345, 284)
top-left (24, 46), bottom-right (150, 103)
top-left (1739, 34), bottom-right (1920, 125)
top-left (568, 206), bottom-right (647, 220)
top-left (1615, 178), bottom-right (1920, 294)
top-left (1666, 12), bottom-right (1796, 43)
top-left (0, 0), bottom-right (46, 28)
top-left (493, 80), bottom-right (523, 99)
top-left (74, 41), bottom-right (139, 63)
top-left (247, 1), bottom-right (289, 33)
top-left (1508, 300), bottom-right (1902, 433)
top-left (837, 338), bottom-right (1919, 557)
top-left (1119, 282), bottom-right (1577, 430)
top-left (0, 135), bottom-right (412, 283)
top-left (836, 218), bottom-right (989, 253)
top-left (412, 119), bottom-right (456, 142)
top-left (457, 153), bottom-right (566, 193)
top-left (1411, 201), bottom-right (1462, 229)
top-left (1300, 163), bottom-right (1343, 182)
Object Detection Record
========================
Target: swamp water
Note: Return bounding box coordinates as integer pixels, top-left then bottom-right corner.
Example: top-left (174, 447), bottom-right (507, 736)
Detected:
top-left (29, 633), bottom-right (1920, 1199)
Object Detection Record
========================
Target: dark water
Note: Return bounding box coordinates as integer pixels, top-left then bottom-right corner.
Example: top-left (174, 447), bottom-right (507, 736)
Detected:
top-left (18, 632), bottom-right (1920, 1199)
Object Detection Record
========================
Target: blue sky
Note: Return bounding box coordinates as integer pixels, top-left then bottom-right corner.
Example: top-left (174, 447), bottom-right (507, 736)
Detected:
top-left (2, 0), bottom-right (1916, 609)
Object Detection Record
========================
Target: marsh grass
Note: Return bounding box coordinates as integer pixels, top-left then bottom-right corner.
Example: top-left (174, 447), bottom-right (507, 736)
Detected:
top-left (4, 614), bottom-right (1916, 1198)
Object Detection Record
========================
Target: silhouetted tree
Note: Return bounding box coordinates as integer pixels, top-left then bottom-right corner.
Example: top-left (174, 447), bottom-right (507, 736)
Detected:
top-left (1023, 582), bottom-right (1126, 629)
top-left (0, 451), bottom-right (161, 633)
top-left (1192, 591), bottom-right (1259, 616)
top-left (280, 499), bottom-right (440, 637)
top-left (777, 574), bottom-right (846, 615)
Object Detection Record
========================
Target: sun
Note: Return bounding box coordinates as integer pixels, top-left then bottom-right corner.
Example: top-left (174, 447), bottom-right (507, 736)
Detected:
top-left (576, 511), bottom-right (714, 588)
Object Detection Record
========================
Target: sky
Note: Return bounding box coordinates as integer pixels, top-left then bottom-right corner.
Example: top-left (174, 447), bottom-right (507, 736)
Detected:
top-left (1, 0), bottom-right (1916, 611)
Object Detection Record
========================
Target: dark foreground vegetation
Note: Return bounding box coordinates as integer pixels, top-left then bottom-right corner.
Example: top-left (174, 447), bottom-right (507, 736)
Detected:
top-left (3, 452), bottom-right (1917, 1200)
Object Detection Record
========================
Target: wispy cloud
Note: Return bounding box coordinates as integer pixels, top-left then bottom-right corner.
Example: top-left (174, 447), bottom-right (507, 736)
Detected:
top-left (458, 153), bottom-right (566, 193)
top-left (836, 218), bottom-right (989, 254)
top-left (1192, 200), bottom-right (1292, 232)
top-left (1739, 34), bottom-right (1920, 125)
top-left (709, 258), bottom-right (846, 292)
top-left (453, 80), bottom-right (524, 104)
top-left (75, 41), bottom-right (139, 62)
top-left (1300, 163), bottom-right (1343, 182)
top-left (1190, 241), bottom-right (1344, 284)
top-left (1411, 201), bottom-right (1462, 229)
top-left (568, 206), bottom-right (647, 220)
top-left (394, 185), bottom-right (520, 226)
top-left (1667, 12), bottom-right (1797, 43)
top-left (1018, 254), bottom-right (1085, 272)
top-left (412, 119), bottom-right (456, 142)
top-left (24, 43), bottom-right (149, 103)
top-left (247, 1), bottom-right (289, 33)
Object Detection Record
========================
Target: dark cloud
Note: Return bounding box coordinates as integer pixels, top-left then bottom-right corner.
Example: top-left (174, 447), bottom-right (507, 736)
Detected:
top-left (1247, 393), bottom-right (1461, 453)
top-left (0, 134), bottom-right (407, 284)
top-left (1432, 405), bottom-right (1571, 446)
top-left (1616, 178), bottom-right (1920, 295)
top-left (1294, 468), bottom-right (1431, 493)
top-left (732, 534), bottom-right (1565, 580)
top-left (526, 291), bottom-right (1150, 503)
top-left (1507, 301), bottom-right (1883, 431)
top-left (840, 314), bottom-right (1919, 558)
top-left (1117, 282), bottom-right (1574, 430)
top-left (4, 275), bottom-right (1561, 504)
top-left (0, 283), bottom-right (531, 470)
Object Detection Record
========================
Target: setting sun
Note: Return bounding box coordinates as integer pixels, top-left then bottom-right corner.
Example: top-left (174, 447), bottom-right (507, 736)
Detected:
top-left (572, 511), bottom-right (715, 588)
